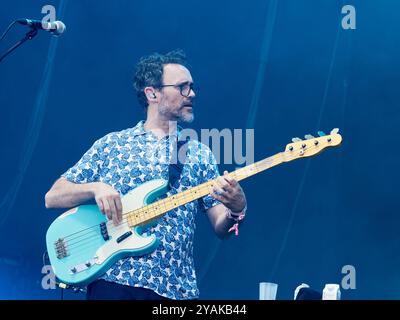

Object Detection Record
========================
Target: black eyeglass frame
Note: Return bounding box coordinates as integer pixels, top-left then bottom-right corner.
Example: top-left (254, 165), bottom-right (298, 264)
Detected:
top-left (158, 81), bottom-right (198, 97)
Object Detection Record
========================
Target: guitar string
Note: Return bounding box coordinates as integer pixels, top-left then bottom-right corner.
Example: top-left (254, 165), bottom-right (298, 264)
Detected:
top-left (64, 151), bottom-right (284, 259)
top-left (62, 170), bottom-right (245, 244)
top-left (61, 141), bottom-right (326, 252)
top-left (62, 142), bottom-right (321, 251)
top-left (64, 174), bottom-right (252, 250)
top-left (63, 160), bottom-right (270, 251)
top-left (64, 160), bottom-right (268, 248)
top-left (57, 140), bottom-right (335, 253)
top-left (60, 175), bottom-right (218, 241)
top-left (62, 151), bottom-right (278, 244)
top-left (63, 181), bottom-right (216, 245)
top-left (60, 140), bottom-right (338, 261)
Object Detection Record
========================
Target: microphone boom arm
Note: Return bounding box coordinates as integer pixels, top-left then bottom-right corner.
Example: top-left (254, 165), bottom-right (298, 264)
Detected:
top-left (0, 27), bottom-right (38, 63)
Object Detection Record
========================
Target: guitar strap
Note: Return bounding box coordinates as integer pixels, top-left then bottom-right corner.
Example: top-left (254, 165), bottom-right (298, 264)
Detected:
top-left (168, 136), bottom-right (190, 189)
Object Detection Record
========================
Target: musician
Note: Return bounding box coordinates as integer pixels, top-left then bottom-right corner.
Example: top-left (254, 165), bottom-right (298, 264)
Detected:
top-left (45, 49), bottom-right (247, 300)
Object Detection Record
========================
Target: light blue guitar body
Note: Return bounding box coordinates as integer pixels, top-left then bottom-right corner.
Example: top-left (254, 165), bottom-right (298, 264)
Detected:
top-left (46, 179), bottom-right (169, 286)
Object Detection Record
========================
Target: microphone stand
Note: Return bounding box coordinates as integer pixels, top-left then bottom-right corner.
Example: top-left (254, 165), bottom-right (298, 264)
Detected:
top-left (0, 27), bottom-right (38, 63)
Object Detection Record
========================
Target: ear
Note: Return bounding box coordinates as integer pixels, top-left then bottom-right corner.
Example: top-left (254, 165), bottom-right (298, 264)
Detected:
top-left (144, 87), bottom-right (158, 102)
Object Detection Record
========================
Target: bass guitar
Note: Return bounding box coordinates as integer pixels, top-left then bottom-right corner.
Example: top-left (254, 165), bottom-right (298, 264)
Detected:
top-left (46, 129), bottom-right (342, 285)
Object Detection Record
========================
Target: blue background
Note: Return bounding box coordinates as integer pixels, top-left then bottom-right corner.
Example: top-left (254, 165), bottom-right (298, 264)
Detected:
top-left (0, 0), bottom-right (399, 299)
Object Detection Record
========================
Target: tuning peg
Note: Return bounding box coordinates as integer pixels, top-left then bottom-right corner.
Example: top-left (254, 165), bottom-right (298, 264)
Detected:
top-left (330, 128), bottom-right (339, 135)
top-left (317, 131), bottom-right (326, 137)
top-left (292, 137), bottom-right (302, 142)
top-left (304, 134), bottom-right (315, 140)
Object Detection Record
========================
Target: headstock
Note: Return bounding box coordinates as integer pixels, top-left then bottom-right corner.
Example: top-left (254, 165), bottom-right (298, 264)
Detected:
top-left (283, 128), bottom-right (342, 161)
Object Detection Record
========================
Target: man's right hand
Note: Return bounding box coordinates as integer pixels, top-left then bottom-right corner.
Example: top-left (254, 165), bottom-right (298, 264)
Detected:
top-left (92, 182), bottom-right (123, 226)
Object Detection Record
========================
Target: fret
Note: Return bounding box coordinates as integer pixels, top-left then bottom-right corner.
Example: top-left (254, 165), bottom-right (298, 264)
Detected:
top-left (127, 152), bottom-right (286, 227)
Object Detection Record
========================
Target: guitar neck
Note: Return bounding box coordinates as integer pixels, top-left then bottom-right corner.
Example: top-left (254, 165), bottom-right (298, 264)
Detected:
top-left (126, 152), bottom-right (286, 227)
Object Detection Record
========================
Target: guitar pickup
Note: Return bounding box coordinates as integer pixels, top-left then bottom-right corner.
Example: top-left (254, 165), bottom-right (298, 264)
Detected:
top-left (100, 222), bottom-right (109, 241)
top-left (116, 231), bottom-right (132, 243)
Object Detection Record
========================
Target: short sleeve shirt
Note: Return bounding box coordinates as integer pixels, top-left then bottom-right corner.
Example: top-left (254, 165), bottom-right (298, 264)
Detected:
top-left (61, 120), bottom-right (220, 299)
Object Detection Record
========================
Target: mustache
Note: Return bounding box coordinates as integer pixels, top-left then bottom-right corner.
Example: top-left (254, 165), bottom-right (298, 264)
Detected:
top-left (182, 101), bottom-right (194, 107)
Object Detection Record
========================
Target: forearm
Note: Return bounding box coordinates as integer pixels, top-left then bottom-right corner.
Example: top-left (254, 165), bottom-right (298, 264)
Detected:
top-left (215, 212), bottom-right (240, 239)
top-left (45, 178), bottom-right (97, 209)
top-left (207, 171), bottom-right (247, 239)
top-left (209, 204), bottom-right (245, 240)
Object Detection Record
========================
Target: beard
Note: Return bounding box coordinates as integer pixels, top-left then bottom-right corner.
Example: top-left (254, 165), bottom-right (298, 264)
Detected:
top-left (179, 107), bottom-right (194, 123)
top-left (158, 103), bottom-right (194, 123)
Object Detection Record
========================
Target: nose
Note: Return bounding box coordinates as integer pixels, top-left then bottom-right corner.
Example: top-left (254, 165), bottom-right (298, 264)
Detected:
top-left (189, 87), bottom-right (196, 98)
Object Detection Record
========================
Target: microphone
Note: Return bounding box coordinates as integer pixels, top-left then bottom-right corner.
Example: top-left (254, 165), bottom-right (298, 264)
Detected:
top-left (16, 19), bottom-right (66, 36)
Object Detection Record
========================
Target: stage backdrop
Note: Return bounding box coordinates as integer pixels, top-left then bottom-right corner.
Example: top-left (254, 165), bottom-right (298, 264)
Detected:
top-left (1, 0), bottom-right (399, 299)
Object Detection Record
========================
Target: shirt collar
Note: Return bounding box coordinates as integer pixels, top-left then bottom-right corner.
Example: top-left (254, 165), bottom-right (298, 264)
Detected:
top-left (131, 120), bottom-right (183, 139)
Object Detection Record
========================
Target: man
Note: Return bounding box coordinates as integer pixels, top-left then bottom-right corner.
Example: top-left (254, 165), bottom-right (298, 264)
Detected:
top-left (45, 49), bottom-right (247, 300)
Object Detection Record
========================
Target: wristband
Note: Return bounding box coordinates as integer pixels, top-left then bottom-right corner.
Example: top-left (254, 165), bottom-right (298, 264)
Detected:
top-left (226, 206), bottom-right (246, 236)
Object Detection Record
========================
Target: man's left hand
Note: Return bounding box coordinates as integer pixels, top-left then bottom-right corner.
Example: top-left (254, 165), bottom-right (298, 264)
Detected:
top-left (209, 170), bottom-right (247, 213)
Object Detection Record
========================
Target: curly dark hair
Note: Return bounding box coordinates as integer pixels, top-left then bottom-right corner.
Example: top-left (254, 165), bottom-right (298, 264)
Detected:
top-left (133, 49), bottom-right (188, 109)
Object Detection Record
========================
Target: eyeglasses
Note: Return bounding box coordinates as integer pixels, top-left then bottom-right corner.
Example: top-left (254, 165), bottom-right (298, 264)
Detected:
top-left (159, 82), bottom-right (198, 97)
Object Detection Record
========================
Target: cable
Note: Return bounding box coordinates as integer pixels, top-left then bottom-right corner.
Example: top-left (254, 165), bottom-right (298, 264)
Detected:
top-left (0, 20), bottom-right (18, 41)
top-left (42, 250), bottom-right (81, 299)
top-left (42, 251), bottom-right (49, 267)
